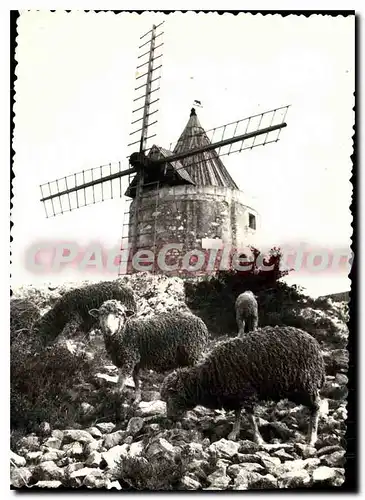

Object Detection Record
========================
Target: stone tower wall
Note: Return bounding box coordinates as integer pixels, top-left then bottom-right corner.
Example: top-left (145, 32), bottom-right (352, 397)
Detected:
top-left (127, 185), bottom-right (259, 274)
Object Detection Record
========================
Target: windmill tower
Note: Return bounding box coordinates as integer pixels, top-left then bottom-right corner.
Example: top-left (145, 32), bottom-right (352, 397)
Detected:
top-left (40, 22), bottom-right (289, 277)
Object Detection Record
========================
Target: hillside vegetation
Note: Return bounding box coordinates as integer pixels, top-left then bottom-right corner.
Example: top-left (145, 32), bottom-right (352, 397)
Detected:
top-left (10, 271), bottom-right (349, 490)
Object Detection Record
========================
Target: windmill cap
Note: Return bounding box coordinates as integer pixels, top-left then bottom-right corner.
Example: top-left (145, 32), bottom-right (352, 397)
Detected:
top-left (190, 107), bottom-right (196, 116)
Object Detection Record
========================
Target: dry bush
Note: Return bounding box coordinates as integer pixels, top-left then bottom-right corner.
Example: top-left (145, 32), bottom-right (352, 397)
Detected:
top-left (116, 454), bottom-right (188, 491)
top-left (11, 341), bottom-right (94, 433)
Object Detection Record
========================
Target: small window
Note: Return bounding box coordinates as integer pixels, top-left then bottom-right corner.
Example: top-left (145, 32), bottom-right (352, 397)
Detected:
top-left (248, 213), bottom-right (256, 230)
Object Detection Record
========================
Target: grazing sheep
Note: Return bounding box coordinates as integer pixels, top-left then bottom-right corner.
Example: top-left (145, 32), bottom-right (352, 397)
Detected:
top-left (235, 291), bottom-right (258, 336)
top-left (35, 281), bottom-right (137, 344)
top-left (160, 326), bottom-right (326, 446)
top-left (88, 300), bottom-right (209, 402)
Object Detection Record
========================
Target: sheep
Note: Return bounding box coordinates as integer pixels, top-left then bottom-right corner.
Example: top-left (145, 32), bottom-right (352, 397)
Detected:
top-left (235, 290), bottom-right (258, 336)
top-left (88, 300), bottom-right (209, 403)
top-left (160, 326), bottom-right (326, 446)
top-left (35, 281), bottom-right (137, 345)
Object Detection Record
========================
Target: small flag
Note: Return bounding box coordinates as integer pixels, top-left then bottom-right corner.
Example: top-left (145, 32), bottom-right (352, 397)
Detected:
top-left (193, 100), bottom-right (203, 108)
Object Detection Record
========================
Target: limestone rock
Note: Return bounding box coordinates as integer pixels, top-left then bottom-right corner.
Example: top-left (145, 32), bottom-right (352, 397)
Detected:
top-left (96, 422), bottom-right (116, 434)
top-left (51, 429), bottom-right (64, 441)
top-left (10, 450), bottom-right (26, 467)
top-left (40, 450), bottom-right (65, 462)
top-left (106, 480), bottom-right (122, 490)
top-left (207, 466), bottom-right (231, 489)
top-left (312, 466), bottom-right (345, 486)
top-left (255, 451), bottom-right (281, 471)
top-left (70, 467), bottom-right (103, 479)
top-left (64, 462), bottom-right (85, 476)
top-left (126, 416), bottom-right (144, 436)
top-left (10, 467), bottom-right (32, 488)
top-left (227, 463), bottom-right (264, 478)
top-left (238, 440), bottom-right (260, 454)
top-left (34, 460), bottom-right (64, 481)
top-left (137, 400), bottom-right (166, 416)
top-left (85, 451), bottom-right (103, 468)
top-left (102, 444), bottom-right (129, 469)
top-left (180, 475), bottom-right (201, 490)
top-left (84, 439), bottom-right (103, 455)
top-left (33, 480), bottom-right (62, 488)
top-left (63, 441), bottom-right (84, 458)
top-left (83, 475), bottom-right (106, 488)
top-left (278, 469), bottom-right (311, 488)
top-left (294, 443), bottom-right (317, 458)
top-left (129, 441), bottom-right (144, 458)
top-left (146, 437), bottom-right (176, 458)
top-left (236, 452), bottom-right (263, 464)
top-left (320, 450), bottom-right (346, 468)
top-left (43, 437), bottom-right (62, 449)
top-left (25, 451), bottom-right (43, 463)
top-left (234, 471), bottom-right (278, 490)
top-left (317, 445), bottom-right (344, 457)
top-left (63, 429), bottom-right (95, 444)
top-left (273, 448), bottom-right (296, 461)
top-left (103, 430), bottom-right (127, 450)
top-left (208, 438), bottom-right (240, 459)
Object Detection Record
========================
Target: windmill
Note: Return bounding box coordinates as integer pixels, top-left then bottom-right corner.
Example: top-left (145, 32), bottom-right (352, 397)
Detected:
top-left (40, 21), bottom-right (289, 276)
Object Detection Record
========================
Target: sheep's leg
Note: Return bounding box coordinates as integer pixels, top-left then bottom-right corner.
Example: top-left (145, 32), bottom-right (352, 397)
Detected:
top-left (236, 312), bottom-right (245, 336)
top-left (247, 410), bottom-right (265, 445)
top-left (228, 409), bottom-right (242, 441)
top-left (307, 395), bottom-right (321, 446)
top-left (247, 316), bottom-right (258, 332)
top-left (117, 369), bottom-right (127, 396)
top-left (133, 364), bottom-right (141, 403)
top-left (245, 317), bottom-right (253, 333)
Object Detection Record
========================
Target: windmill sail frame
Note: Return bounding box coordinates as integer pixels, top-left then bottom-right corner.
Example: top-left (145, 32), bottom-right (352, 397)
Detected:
top-left (38, 21), bottom-right (290, 277)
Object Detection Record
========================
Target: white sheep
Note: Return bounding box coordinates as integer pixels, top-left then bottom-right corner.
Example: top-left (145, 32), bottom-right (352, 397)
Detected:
top-left (235, 290), bottom-right (258, 337)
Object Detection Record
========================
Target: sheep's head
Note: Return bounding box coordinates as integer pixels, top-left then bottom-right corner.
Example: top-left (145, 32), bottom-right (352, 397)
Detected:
top-left (160, 369), bottom-right (194, 420)
top-left (89, 300), bottom-right (135, 336)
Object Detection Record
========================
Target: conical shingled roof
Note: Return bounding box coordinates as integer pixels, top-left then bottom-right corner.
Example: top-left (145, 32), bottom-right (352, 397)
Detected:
top-left (172, 108), bottom-right (239, 190)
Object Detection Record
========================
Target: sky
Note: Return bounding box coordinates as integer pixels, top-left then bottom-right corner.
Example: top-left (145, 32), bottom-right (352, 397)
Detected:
top-left (11, 11), bottom-right (354, 296)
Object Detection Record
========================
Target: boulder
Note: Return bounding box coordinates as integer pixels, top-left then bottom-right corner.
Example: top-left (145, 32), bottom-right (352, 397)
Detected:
top-left (62, 429), bottom-right (95, 444)
top-left (10, 467), bottom-right (32, 488)
top-left (96, 422), bottom-right (116, 434)
top-left (208, 439), bottom-right (240, 459)
top-left (312, 466), bottom-right (345, 486)
top-left (10, 450), bottom-right (26, 467)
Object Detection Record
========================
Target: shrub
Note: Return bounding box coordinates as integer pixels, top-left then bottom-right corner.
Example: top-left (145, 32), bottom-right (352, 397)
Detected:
top-left (185, 247), bottom-right (292, 335)
top-left (10, 298), bottom-right (41, 338)
top-left (116, 454), bottom-right (188, 491)
top-left (11, 341), bottom-right (94, 432)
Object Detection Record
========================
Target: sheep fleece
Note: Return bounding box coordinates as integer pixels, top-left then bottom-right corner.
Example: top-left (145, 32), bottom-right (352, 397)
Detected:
top-left (37, 281), bottom-right (137, 341)
top-left (235, 291), bottom-right (258, 332)
top-left (105, 312), bottom-right (209, 372)
top-left (161, 326), bottom-right (325, 412)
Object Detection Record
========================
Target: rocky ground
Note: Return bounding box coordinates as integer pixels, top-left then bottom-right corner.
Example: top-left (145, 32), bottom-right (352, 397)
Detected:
top-left (10, 273), bottom-right (349, 490)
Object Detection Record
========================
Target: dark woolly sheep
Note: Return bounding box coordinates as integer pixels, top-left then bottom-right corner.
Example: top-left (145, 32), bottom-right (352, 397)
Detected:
top-left (89, 300), bottom-right (209, 402)
top-left (161, 326), bottom-right (326, 446)
top-left (35, 281), bottom-right (137, 345)
top-left (235, 290), bottom-right (258, 336)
